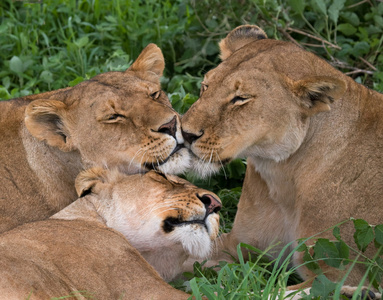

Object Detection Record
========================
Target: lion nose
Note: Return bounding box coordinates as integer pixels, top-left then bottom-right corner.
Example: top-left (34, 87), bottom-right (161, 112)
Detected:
top-left (197, 194), bottom-right (222, 215)
top-left (158, 116), bottom-right (177, 138)
top-left (182, 130), bottom-right (204, 144)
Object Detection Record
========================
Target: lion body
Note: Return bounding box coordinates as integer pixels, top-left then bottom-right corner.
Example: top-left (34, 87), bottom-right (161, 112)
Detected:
top-left (0, 220), bottom-right (189, 300)
top-left (182, 26), bottom-right (383, 286)
top-left (0, 44), bottom-right (190, 233)
top-left (0, 169), bottom-right (221, 298)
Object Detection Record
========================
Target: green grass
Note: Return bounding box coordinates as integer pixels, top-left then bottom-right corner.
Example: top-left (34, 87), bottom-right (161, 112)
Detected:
top-left (1, 0), bottom-right (383, 298)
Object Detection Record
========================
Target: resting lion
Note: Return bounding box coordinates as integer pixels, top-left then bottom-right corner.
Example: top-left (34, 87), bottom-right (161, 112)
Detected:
top-left (0, 43), bottom-right (190, 233)
top-left (0, 168), bottom-right (221, 299)
top-left (182, 25), bottom-right (383, 292)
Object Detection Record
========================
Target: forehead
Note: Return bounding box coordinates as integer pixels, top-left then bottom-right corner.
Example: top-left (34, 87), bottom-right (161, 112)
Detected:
top-left (203, 39), bottom-right (316, 86)
top-left (204, 65), bottom-right (274, 92)
top-left (67, 72), bottom-right (161, 108)
top-left (87, 72), bottom-right (157, 94)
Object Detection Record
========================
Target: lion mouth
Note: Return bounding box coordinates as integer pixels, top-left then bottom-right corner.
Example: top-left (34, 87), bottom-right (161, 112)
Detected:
top-left (162, 217), bottom-right (207, 233)
top-left (144, 144), bottom-right (185, 170)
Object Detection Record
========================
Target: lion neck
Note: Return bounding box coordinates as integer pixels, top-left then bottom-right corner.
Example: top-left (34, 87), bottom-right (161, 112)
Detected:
top-left (21, 125), bottom-right (82, 212)
top-left (141, 248), bottom-right (188, 282)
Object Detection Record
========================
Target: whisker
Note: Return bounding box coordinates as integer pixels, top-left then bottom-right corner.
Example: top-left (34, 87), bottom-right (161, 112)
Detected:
top-left (128, 148), bottom-right (144, 172)
top-left (215, 150), bottom-right (227, 179)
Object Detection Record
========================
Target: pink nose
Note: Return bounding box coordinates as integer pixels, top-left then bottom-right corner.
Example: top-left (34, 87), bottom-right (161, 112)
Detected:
top-left (197, 194), bottom-right (222, 215)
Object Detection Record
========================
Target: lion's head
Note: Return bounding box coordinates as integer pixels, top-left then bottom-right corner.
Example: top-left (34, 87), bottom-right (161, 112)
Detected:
top-left (182, 25), bottom-right (346, 177)
top-left (24, 44), bottom-right (190, 174)
top-left (55, 168), bottom-right (221, 281)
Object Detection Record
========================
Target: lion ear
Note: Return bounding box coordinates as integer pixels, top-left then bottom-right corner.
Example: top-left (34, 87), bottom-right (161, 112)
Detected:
top-left (219, 25), bottom-right (267, 60)
top-left (127, 43), bottom-right (165, 83)
top-left (75, 167), bottom-right (109, 197)
top-left (25, 100), bottom-right (75, 152)
top-left (290, 76), bottom-right (346, 115)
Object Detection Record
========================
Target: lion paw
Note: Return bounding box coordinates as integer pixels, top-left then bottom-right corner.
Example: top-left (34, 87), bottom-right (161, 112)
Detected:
top-left (341, 285), bottom-right (381, 299)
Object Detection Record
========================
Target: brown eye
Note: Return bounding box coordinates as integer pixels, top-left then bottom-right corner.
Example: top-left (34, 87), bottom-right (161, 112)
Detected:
top-left (200, 83), bottom-right (208, 96)
top-left (231, 95), bottom-right (250, 104)
top-left (151, 91), bottom-right (161, 100)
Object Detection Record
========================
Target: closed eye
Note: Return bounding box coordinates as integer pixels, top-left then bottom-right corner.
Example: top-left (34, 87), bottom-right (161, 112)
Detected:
top-left (151, 90), bottom-right (161, 100)
top-left (103, 113), bottom-right (126, 123)
top-left (231, 95), bottom-right (250, 104)
top-left (200, 83), bottom-right (208, 96)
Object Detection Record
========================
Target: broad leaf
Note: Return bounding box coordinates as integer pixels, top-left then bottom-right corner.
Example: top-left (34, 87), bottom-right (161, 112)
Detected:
top-left (313, 238), bottom-right (341, 268)
top-left (310, 275), bottom-right (337, 298)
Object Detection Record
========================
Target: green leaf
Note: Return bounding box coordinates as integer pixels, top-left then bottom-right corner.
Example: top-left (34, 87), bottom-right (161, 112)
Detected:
top-left (0, 87), bottom-right (11, 100)
top-left (337, 23), bottom-right (357, 35)
top-left (68, 77), bottom-right (85, 87)
top-left (353, 219), bottom-right (374, 252)
top-left (352, 41), bottom-right (371, 57)
top-left (303, 246), bottom-right (320, 272)
top-left (296, 241), bottom-right (308, 252)
top-left (333, 226), bottom-right (341, 240)
top-left (9, 56), bottom-right (24, 74)
top-left (374, 15), bottom-right (383, 28)
top-left (335, 240), bottom-right (349, 265)
top-left (40, 70), bottom-right (54, 84)
top-left (2, 77), bottom-right (10, 89)
top-left (328, 0), bottom-right (346, 24)
top-left (368, 256), bottom-right (383, 290)
top-left (354, 219), bottom-right (370, 230)
top-left (311, 0), bottom-right (327, 16)
top-left (340, 11), bottom-right (360, 27)
top-left (74, 36), bottom-right (89, 48)
top-left (288, 0), bottom-right (305, 15)
top-left (313, 238), bottom-right (341, 268)
top-left (375, 224), bottom-right (383, 245)
top-left (310, 275), bottom-right (337, 297)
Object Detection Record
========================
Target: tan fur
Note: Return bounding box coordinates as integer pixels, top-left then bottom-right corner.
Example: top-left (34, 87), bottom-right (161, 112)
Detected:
top-left (182, 25), bottom-right (383, 287)
top-left (0, 44), bottom-right (191, 233)
top-left (0, 169), bottom-right (221, 299)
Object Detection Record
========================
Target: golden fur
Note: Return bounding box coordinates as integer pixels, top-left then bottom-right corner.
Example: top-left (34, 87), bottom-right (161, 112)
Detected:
top-left (182, 25), bottom-right (383, 290)
top-left (0, 44), bottom-right (190, 233)
top-left (0, 169), bottom-right (221, 299)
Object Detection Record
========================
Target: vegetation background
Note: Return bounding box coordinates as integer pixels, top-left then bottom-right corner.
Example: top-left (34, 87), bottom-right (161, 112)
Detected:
top-left (1, 0), bottom-right (382, 298)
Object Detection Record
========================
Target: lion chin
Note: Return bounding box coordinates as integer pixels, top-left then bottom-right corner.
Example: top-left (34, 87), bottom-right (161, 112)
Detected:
top-left (156, 147), bottom-right (192, 175)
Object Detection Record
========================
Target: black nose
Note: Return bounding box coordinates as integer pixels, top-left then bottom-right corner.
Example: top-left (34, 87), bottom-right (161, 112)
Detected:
top-left (197, 194), bottom-right (222, 215)
top-left (182, 130), bottom-right (203, 144)
top-left (158, 116), bottom-right (177, 138)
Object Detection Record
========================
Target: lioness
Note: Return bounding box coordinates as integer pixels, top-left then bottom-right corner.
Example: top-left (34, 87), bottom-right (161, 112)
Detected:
top-left (182, 25), bottom-right (383, 291)
top-left (0, 43), bottom-right (190, 233)
top-left (0, 168), bottom-right (221, 299)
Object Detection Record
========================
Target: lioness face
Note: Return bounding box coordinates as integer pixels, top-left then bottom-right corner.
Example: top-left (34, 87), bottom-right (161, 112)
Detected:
top-left (103, 171), bottom-right (221, 260)
top-left (182, 26), bottom-right (345, 177)
top-left (68, 71), bottom-right (190, 175)
top-left (25, 44), bottom-right (190, 175)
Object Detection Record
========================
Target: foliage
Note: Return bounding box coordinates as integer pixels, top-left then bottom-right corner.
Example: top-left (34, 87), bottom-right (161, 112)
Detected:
top-left (177, 218), bottom-right (383, 299)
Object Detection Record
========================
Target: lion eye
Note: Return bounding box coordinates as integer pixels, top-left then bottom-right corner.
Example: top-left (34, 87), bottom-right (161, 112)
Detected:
top-left (151, 91), bottom-right (161, 100)
top-left (200, 83), bottom-right (208, 96)
top-left (105, 114), bottom-right (125, 122)
top-left (231, 95), bottom-right (250, 104)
